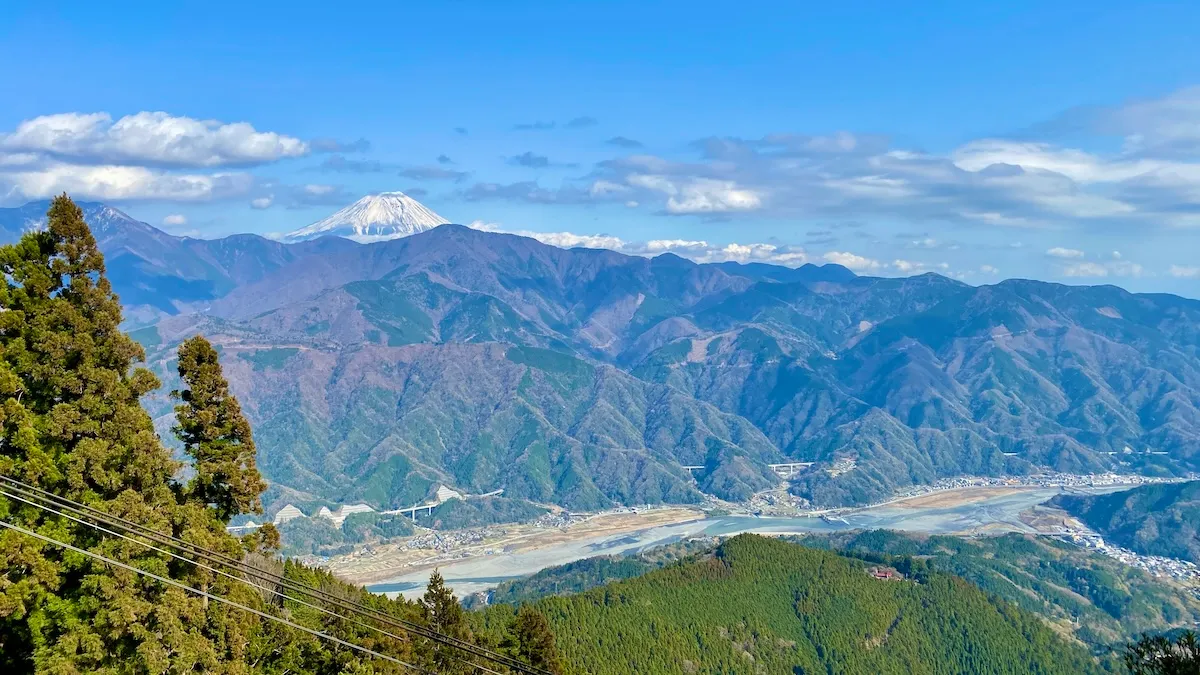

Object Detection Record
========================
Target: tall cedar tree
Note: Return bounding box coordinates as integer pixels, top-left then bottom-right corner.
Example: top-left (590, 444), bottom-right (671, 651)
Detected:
top-left (0, 197), bottom-right (549, 674)
top-left (173, 335), bottom-right (266, 522)
top-left (511, 605), bottom-right (563, 674)
top-left (0, 195), bottom-right (231, 672)
top-left (421, 570), bottom-right (475, 673)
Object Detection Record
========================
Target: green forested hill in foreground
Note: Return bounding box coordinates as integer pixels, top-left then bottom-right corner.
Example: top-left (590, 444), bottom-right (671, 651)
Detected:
top-left (472, 531), bottom-right (1200, 648)
top-left (477, 534), bottom-right (1101, 675)
top-left (795, 531), bottom-right (1200, 647)
top-left (1051, 481), bottom-right (1200, 563)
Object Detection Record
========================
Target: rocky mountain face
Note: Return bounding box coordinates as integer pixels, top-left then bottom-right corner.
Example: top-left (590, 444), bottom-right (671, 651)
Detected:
top-left (4, 199), bottom-right (1198, 513)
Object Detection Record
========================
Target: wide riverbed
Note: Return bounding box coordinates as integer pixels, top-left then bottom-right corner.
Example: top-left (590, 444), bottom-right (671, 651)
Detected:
top-left (367, 485), bottom-right (1110, 599)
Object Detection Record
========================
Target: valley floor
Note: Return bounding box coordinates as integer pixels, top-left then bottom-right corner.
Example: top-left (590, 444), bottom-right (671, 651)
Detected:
top-left (324, 506), bottom-right (706, 586)
top-left (341, 483), bottom-right (1133, 599)
top-left (302, 474), bottom-right (1199, 602)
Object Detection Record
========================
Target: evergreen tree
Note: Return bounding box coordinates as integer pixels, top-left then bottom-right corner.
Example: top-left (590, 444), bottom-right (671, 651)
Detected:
top-left (511, 605), bottom-right (563, 674)
top-left (1124, 631), bottom-right (1200, 675)
top-left (172, 334), bottom-right (266, 522)
top-left (0, 195), bottom-right (527, 674)
top-left (421, 570), bottom-right (473, 673)
top-left (0, 195), bottom-right (215, 672)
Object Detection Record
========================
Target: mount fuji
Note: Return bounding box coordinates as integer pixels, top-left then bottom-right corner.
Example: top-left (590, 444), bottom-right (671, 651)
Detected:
top-left (283, 191), bottom-right (450, 243)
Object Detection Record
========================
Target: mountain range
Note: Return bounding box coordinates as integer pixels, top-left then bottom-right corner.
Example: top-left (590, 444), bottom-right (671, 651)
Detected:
top-left (3, 197), bottom-right (1198, 514)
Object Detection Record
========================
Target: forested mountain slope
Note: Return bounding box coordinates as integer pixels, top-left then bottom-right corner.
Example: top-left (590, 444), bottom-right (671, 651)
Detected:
top-left (474, 531), bottom-right (1200, 649)
top-left (0, 196), bottom-right (552, 674)
top-left (1052, 481), bottom-right (1200, 563)
top-left (6, 200), bottom-right (1199, 514)
top-left (476, 534), bottom-right (1102, 675)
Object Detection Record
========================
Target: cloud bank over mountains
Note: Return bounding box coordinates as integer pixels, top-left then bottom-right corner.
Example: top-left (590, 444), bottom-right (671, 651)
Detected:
top-left (4, 89), bottom-right (1199, 231)
top-left (465, 88), bottom-right (1200, 231)
top-left (1, 87), bottom-right (1198, 292)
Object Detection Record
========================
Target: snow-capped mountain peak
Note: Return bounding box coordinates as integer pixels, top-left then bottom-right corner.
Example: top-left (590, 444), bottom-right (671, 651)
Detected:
top-left (284, 191), bottom-right (449, 243)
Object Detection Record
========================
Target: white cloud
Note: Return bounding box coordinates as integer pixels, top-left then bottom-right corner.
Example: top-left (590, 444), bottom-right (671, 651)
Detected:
top-left (1095, 86), bottom-right (1200, 156)
top-left (531, 231), bottom-right (626, 250)
top-left (469, 221), bottom-right (625, 251)
top-left (589, 180), bottom-right (631, 196)
top-left (823, 251), bottom-right (882, 272)
top-left (951, 140), bottom-right (1175, 184)
top-left (1062, 260), bottom-right (1144, 278)
top-left (1046, 247), bottom-right (1086, 259)
top-left (710, 242), bottom-right (807, 265)
top-left (466, 221), bottom-right (808, 266)
top-left (511, 87), bottom-right (1200, 229)
top-left (980, 265), bottom-right (1000, 275)
top-left (0, 162), bottom-right (253, 202)
top-left (303, 184), bottom-right (336, 196)
top-left (1168, 265), bottom-right (1200, 279)
top-left (162, 214), bottom-right (187, 226)
top-left (1, 111), bottom-right (309, 167)
top-left (250, 195), bottom-right (274, 209)
top-left (1062, 262), bottom-right (1110, 277)
top-left (627, 174), bottom-right (762, 214)
top-left (0, 111), bottom-right (315, 204)
top-left (890, 259), bottom-right (950, 274)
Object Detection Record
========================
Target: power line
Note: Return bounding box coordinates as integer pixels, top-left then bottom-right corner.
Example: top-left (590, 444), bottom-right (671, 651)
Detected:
top-left (0, 475), bottom-right (548, 675)
top-left (0, 487), bottom-right (508, 675)
top-left (0, 478), bottom-right (525, 672)
top-left (0, 517), bottom-right (430, 673)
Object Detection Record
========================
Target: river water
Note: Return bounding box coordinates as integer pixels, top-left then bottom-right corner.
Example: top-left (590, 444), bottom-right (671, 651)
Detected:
top-left (367, 486), bottom-right (1106, 599)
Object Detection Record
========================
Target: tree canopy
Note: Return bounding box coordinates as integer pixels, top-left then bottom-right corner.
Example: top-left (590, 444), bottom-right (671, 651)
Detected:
top-left (0, 195), bottom-right (556, 674)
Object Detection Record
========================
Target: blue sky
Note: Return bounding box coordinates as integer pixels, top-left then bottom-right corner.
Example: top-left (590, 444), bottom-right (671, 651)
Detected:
top-left (2, 1), bottom-right (1200, 294)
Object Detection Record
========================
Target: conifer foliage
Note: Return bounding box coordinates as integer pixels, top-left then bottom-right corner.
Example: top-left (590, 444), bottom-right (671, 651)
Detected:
top-left (508, 605), bottom-right (563, 674)
top-left (0, 195), bottom-right (552, 674)
top-left (173, 335), bottom-right (266, 522)
top-left (0, 194), bottom-right (199, 672)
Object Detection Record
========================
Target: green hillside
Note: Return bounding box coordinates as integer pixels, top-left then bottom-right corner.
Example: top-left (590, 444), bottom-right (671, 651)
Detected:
top-left (796, 531), bottom-right (1200, 647)
top-left (477, 534), bottom-right (1101, 675)
top-left (476, 531), bottom-right (1200, 649)
top-left (1052, 481), bottom-right (1200, 563)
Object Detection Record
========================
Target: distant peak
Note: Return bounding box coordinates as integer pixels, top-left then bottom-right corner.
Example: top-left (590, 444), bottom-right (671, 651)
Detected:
top-left (283, 192), bottom-right (449, 243)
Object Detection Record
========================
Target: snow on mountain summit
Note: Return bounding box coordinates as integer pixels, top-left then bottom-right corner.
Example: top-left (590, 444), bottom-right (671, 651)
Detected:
top-left (284, 191), bottom-right (449, 243)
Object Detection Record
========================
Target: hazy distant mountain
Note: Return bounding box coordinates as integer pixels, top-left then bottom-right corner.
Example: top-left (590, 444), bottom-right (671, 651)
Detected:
top-left (283, 191), bottom-right (449, 243)
top-left (0, 200), bottom-right (358, 323)
top-left (7, 199), bottom-right (1200, 513)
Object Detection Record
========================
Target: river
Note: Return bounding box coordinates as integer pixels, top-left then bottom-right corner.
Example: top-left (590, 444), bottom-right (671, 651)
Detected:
top-left (368, 485), bottom-right (1107, 599)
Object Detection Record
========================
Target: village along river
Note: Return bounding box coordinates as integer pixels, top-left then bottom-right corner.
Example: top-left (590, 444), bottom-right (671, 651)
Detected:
top-left (368, 485), bottom-right (1115, 600)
